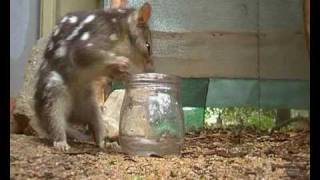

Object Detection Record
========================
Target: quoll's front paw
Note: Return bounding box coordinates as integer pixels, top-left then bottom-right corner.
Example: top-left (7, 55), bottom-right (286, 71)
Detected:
top-left (111, 58), bottom-right (131, 80)
top-left (107, 56), bottom-right (129, 72)
top-left (107, 56), bottom-right (131, 80)
top-left (114, 56), bottom-right (129, 73)
top-left (53, 141), bottom-right (70, 152)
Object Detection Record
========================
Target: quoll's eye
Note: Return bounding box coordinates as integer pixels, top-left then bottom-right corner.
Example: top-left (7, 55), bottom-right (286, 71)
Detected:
top-left (145, 42), bottom-right (151, 55)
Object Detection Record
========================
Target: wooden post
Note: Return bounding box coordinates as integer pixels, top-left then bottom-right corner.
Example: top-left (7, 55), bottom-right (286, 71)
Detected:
top-left (275, 109), bottom-right (291, 127)
top-left (303, 0), bottom-right (310, 56)
top-left (40, 0), bottom-right (56, 38)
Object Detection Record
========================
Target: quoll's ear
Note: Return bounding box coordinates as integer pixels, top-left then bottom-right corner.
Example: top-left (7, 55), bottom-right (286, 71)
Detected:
top-left (138, 2), bottom-right (152, 24)
top-left (111, 0), bottom-right (128, 8)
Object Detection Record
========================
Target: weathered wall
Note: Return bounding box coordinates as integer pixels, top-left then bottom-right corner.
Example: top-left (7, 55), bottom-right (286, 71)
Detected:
top-left (111, 0), bottom-right (310, 109)
top-left (120, 0), bottom-right (309, 80)
top-left (10, 0), bottom-right (40, 97)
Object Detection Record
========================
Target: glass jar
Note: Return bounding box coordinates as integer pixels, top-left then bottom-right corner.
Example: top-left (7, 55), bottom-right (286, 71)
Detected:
top-left (119, 73), bottom-right (184, 156)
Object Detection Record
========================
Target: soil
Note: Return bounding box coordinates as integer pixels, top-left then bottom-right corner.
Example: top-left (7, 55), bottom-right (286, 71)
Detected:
top-left (10, 129), bottom-right (309, 179)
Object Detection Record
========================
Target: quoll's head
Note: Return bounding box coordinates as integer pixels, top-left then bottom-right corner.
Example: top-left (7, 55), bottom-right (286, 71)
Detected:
top-left (113, 2), bottom-right (154, 73)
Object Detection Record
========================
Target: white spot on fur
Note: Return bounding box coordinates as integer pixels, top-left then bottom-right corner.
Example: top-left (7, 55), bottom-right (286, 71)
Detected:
top-left (46, 71), bottom-right (63, 88)
top-left (118, 9), bottom-right (126, 13)
top-left (69, 16), bottom-right (78, 23)
top-left (53, 26), bottom-right (60, 36)
top-left (109, 34), bottom-right (118, 41)
top-left (86, 43), bottom-right (93, 47)
top-left (54, 45), bottom-right (67, 58)
top-left (50, 71), bottom-right (63, 81)
top-left (53, 27), bottom-right (60, 36)
top-left (112, 18), bottom-right (117, 23)
top-left (48, 42), bottom-right (54, 50)
top-left (83, 14), bottom-right (96, 24)
top-left (66, 25), bottom-right (83, 40)
top-left (61, 16), bottom-right (68, 23)
top-left (66, 14), bottom-right (95, 41)
top-left (80, 32), bottom-right (90, 41)
top-left (107, 52), bottom-right (116, 57)
top-left (66, 29), bottom-right (79, 40)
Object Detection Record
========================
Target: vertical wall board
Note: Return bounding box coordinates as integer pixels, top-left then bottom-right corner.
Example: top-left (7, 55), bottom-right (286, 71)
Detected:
top-left (205, 79), bottom-right (310, 109)
top-left (183, 107), bottom-right (205, 132)
top-left (126, 0), bottom-right (258, 32)
top-left (260, 80), bottom-right (310, 109)
top-left (40, 0), bottom-right (100, 38)
top-left (259, 31), bottom-right (309, 80)
top-left (259, 0), bottom-right (304, 30)
top-left (303, 0), bottom-right (310, 52)
top-left (181, 79), bottom-right (209, 107)
top-left (40, 0), bottom-right (56, 38)
top-left (206, 79), bottom-right (259, 107)
top-left (259, 0), bottom-right (308, 80)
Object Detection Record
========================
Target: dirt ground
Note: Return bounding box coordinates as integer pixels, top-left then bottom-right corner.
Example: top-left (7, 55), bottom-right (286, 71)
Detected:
top-left (10, 129), bottom-right (309, 179)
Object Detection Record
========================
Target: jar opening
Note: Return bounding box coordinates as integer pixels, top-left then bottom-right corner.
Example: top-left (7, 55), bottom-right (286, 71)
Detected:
top-left (127, 73), bottom-right (181, 84)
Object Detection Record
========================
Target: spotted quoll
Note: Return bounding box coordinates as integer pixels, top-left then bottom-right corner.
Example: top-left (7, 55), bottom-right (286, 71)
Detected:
top-left (34, 2), bottom-right (153, 151)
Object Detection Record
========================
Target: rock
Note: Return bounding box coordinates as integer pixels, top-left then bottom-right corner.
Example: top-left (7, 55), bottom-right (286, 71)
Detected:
top-left (12, 37), bottom-right (50, 137)
top-left (101, 89), bottom-right (125, 140)
top-left (10, 96), bottom-right (30, 134)
top-left (10, 97), bottom-right (17, 133)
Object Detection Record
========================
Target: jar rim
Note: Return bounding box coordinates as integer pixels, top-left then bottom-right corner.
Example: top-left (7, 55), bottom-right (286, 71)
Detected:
top-left (128, 73), bottom-right (181, 84)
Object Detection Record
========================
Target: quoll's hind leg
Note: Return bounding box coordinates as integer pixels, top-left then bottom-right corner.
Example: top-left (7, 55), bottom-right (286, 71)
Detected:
top-left (46, 88), bottom-right (72, 151)
top-left (78, 87), bottom-right (106, 149)
top-left (34, 72), bottom-right (72, 152)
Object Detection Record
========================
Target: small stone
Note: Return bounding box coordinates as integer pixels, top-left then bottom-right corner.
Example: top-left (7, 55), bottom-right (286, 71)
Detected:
top-left (101, 89), bottom-right (125, 139)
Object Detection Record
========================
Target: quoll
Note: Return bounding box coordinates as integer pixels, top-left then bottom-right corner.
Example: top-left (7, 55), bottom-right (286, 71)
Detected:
top-left (34, 2), bottom-right (153, 151)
